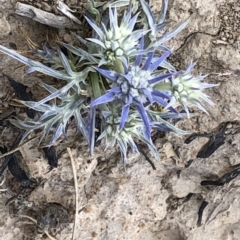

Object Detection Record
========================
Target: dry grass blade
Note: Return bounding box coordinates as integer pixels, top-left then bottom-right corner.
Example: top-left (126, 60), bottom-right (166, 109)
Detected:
top-left (19, 27), bottom-right (40, 50)
top-left (67, 147), bottom-right (78, 240)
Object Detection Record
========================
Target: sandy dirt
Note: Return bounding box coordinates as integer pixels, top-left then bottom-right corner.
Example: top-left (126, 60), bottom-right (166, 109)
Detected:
top-left (0, 0), bottom-right (240, 239)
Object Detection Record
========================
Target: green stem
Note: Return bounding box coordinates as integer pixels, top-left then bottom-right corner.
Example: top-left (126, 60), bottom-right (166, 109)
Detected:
top-left (89, 71), bottom-right (108, 111)
top-left (90, 72), bottom-right (101, 98)
top-left (114, 59), bottom-right (124, 74)
top-left (154, 82), bottom-right (172, 91)
top-left (69, 60), bottom-right (76, 72)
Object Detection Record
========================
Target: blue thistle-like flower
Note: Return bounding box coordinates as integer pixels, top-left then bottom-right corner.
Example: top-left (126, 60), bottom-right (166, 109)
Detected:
top-left (86, 7), bottom-right (148, 66)
top-left (90, 41), bottom-right (176, 139)
top-left (97, 110), bottom-right (159, 162)
top-left (166, 62), bottom-right (218, 116)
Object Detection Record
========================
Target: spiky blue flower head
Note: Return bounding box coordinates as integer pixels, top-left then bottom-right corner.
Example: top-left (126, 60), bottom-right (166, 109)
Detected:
top-left (97, 110), bottom-right (159, 162)
top-left (166, 62), bottom-right (218, 116)
top-left (90, 44), bottom-right (176, 139)
top-left (86, 7), bottom-right (148, 66)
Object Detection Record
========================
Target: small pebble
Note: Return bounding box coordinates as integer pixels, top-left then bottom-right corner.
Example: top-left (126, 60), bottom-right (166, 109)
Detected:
top-left (63, 33), bottom-right (72, 43)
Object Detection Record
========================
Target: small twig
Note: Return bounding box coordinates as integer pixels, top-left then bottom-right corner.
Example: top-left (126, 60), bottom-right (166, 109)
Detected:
top-left (19, 27), bottom-right (40, 50)
top-left (0, 134), bottom-right (40, 159)
top-left (67, 148), bottom-right (78, 240)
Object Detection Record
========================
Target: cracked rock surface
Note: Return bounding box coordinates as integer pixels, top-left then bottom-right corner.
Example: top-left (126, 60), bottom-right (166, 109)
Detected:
top-left (0, 0), bottom-right (240, 239)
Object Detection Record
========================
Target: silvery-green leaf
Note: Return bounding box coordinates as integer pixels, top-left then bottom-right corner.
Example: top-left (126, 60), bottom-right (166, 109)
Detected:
top-left (61, 42), bottom-right (98, 64)
top-left (0, 45), bottom-right (74, 81)
top-left (40, 82), bottom-right (59, 94)
top-left (107, 0), bottom-right (129, 8)
top-left (155, 118), bottom-right (190, 135)
top-left (155, 21), bottom-right (169, 33)
top-left (74, 110), bottom-right (90, 144)
top-left (134, 133), bottom-right (159, 160)
top-left (106, 0), bottom-right (139, 13)
top-left (14, 118), bottom-right (41, 128)
top-left (158, 112), bottom-right (189, 119)
top-left (27, 65), bottom-right (72, 81)
top-left (118, 138), bottom-right (127, 162)
top-left (39, 111), bottom-right (58, 122)
top-left (21, 130), bottom-right (34, 143)
top-left (128, 137), bottom-right (138, 152)
top-left (160, 60), bottom-right (176, 71)
top-left (69, 96), bottom-right (86, 110)
top-left (96, 130), bottom-right (106, 142)
top-left (151, 17), bottom-right (191, 47)
top-left (18, 100), bottom-right (52, 112)
top-left (98, 58), bottom-right (108, 67)
top-left (158, 0), bottom-right (168, 24)
top-left (85, 17), bottom-right (104, 39)
top-left (31, 81), bottom-right (75, 107)
top-left (9, 119), bottom-right (36, 130)
top-left (50, 123), bottom-right (64, 144)
top-left (72, 32), bottom-right (88, 46)
top-left (0, 45), bottom-right (33, 66)
top-left (87, 38), bottom-right (106, 49)
top-left (62, 109), bottom-right (74, 125)
top-left (140, 0), bottom-right (156, 26)
top-left (57, 47), bottom-right (74, 76)
top-left (42, 120), bottom-right (57, 141)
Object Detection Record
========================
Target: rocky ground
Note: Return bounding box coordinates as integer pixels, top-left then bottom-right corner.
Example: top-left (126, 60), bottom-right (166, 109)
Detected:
top-left (0, 0), bottom-right (240, 239)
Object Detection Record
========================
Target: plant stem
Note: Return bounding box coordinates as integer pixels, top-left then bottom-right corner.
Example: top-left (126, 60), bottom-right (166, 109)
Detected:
top-left (89, 71), bottom-right (108, 111)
